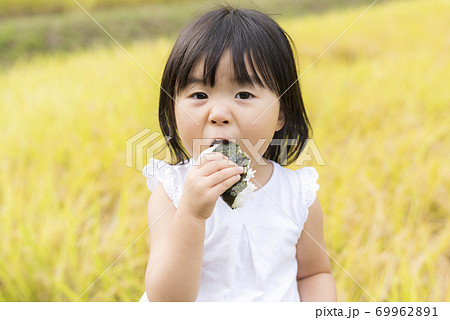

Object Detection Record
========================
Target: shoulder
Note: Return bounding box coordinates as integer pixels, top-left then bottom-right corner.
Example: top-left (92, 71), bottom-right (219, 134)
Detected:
top-left (294, 166), bottom-right (319, 206)
top-left (262, 164), bottom-right (319, 230)
top-left (302, 196), bottom-right (324, 230)
top-left (147, 181), bottom-right (177, 224)
top-left (142, 158), bottom-right (192, 207)
top-left (275, 163), bottom-right (319, 190)
top-left (275, 164), bottom-right (320, 222)
top-left (143, 158), bottom-right (192, 182)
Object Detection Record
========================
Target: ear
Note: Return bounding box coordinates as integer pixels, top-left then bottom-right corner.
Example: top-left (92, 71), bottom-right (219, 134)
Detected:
top-left (275, 107), bottom-right (285, 132)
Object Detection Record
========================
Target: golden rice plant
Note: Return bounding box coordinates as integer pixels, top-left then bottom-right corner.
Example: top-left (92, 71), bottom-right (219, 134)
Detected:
top-left (0, 0), bottom-right (174, 16)
top-left (0, 0), bottom-right (448, 301)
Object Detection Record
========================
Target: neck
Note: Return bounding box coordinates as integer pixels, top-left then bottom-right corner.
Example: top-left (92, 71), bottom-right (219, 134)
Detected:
top-left (249, 157), bottom-right (273, 191)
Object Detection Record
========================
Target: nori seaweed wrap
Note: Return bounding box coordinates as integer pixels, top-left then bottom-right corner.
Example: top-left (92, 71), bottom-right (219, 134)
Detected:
top-left (201, 139), bottom-right (256, 209)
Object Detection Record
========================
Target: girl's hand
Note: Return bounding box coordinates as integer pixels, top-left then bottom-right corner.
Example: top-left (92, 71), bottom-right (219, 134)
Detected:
top-left (178, 152), bottom-right (244, 220)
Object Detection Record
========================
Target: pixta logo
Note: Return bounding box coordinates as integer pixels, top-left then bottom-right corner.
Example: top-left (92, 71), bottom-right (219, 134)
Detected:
top-left (126, 129), bottom-right (172, 172)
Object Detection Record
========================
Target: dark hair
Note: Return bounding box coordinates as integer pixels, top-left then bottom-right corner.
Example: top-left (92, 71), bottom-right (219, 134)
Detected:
top-left (158, 5), bottom-right (313, 166)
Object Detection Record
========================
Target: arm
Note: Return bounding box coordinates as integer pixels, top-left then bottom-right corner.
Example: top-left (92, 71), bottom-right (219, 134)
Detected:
top-left (144, 182), bottom-right (205, 302)
top-left (296, 197), bottom-right (337, 301)
top-left (145, 153), bottom-right (243, 301)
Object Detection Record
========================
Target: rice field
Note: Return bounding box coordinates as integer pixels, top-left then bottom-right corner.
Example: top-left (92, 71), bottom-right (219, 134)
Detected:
top-left (0, 0), bottom-right (168, 16)
top-left (0, 0), bottom-right (449, 301)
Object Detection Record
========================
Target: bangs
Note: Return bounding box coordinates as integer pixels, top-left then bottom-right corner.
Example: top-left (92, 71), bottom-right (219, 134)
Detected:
top-left (159, 6), bottom-right (312, 167)
top-left (174, 8), bottom-right (283, 96)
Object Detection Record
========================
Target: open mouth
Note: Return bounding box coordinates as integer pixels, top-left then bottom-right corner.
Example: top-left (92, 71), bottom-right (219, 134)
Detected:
top-left (210, 138), bottom-right (230, 147)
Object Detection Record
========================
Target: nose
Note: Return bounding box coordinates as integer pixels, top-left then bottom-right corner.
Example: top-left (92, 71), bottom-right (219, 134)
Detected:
top-left (208, 102), bottom-right (231, 125)
top-left (210, 118), bottom-right (229, 125)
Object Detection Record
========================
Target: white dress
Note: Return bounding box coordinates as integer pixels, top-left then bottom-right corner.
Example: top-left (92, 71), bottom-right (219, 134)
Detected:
top-left (139, 157), bottom-right (319, 302)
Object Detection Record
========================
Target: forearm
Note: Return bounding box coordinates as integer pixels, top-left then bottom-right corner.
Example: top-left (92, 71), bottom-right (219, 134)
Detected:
top-left (146, 208), bottom-right (205, 302)
top-left (298, 272), bottom-right (337, 301)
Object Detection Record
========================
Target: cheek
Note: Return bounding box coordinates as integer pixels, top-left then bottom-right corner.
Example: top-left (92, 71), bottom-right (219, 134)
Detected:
top-left (246, 113), bottom-right (278, 137)
top-left (174, 110), bottom-right (201, 156)
top-left (175, 106), bottom-right (192, 133)
top-left (240, 113), bottom-right (279, 153)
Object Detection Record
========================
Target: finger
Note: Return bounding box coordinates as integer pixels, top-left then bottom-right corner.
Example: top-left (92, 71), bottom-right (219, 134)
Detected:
top-left (194, 152), bottom-right (225, 167)
top-left (200, 157), bottom-right (240, 177)
top-left (210, 169), bottom-right (243, 193)
top-left (194, 151), bottom-right (223, 166)
top-left (207, 165), bottom-right (243, 188)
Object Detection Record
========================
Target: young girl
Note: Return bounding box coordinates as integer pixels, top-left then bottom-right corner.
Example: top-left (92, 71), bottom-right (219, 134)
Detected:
top-left (140, 5), bottom-right (336, 302)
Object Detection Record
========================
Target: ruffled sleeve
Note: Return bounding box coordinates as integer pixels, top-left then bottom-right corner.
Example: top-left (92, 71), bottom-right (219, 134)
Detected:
top-left (296, 166), bottom-right (320, 210)
top-left (142, 158), bottom-right (186, 208)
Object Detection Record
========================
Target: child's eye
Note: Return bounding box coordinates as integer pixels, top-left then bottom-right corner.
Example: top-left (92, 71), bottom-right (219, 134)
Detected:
top-left (235, 92), bottom-right (254, 99)
top-left (191, 92), bottom-right (208, 99)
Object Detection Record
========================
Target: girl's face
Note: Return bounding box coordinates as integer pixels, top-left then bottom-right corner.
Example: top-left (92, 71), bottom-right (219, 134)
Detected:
top-left (174, 50), bottom-right (285, 165)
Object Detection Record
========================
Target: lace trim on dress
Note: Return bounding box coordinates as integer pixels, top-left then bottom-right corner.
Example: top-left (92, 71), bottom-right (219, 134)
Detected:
top-left (142, 158), bottom-right (184, 208)
top-left (296, 166), bottom-right (320, 210)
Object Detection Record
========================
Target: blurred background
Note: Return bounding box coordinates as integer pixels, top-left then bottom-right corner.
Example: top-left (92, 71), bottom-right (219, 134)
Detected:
top-left (0, 0), bottom-right (449, 301)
